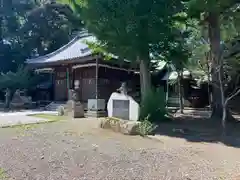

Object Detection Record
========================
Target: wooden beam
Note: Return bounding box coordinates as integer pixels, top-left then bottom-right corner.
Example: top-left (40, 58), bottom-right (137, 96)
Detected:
top-left (72, 63), bottom-right (137, 72)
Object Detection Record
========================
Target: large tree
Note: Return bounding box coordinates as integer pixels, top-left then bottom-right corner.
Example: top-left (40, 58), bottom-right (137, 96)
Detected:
top-left (62, 0), bottom-right (185, 98)
top-left (0, 0), bottom-right (36, 73)
top-left (0, 0), bottom-right (82, 73)
top-left (21, 1), bottom-right (83, 56)
top-left (188, 0), bottom-right (240, 120)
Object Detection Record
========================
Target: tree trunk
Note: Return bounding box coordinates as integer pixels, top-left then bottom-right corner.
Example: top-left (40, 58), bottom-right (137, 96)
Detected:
top-left (206, 52), bottom-right (212, 110)
top-left (202, 26), bottom-right (212, 110)
top-left (178, 71), bottom-right (184, 114)
top-left (222, 104), bottom-right (227, 135)
top-left (139, 58), bottom-right (151, 100)
top-left (208, 12), bottom-right (235, 123)
top-left (208, 12), bottom-right (224, 120)
top-left (219, 60), bottom-right (226, 133)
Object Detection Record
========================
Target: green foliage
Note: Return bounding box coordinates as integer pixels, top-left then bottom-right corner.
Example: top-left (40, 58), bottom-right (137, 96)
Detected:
top-left (137, 118), bottom-right (158, 136)
top-left (0, 167), bottom-right (8, 179)
top-left (186, 0), bottom-right (240, 77)
top-left (221, 10), bottom-right (240, 41)
top-left (187, 0), bottom-right (239, 19)
top-left (62, 0), bottom-right (185, 62)
top-left (84, 40), bottom-right (113, 60)
top-left (61, 0), bottom-right (188, 99)
top-left (0, 0), bottom-right (36, 73)
top-left (22, 2), bottom-right (83, 56)
top-left (0, 66), bottom-right (38, 91)
top-left (167, 35), bottom-right (191, 71)
top-left (183, 20), bottom-right (209, 77)
top-left (0, 0), bottom-right (82, 73)
top-left (140, 87), bottom-right (167, 123)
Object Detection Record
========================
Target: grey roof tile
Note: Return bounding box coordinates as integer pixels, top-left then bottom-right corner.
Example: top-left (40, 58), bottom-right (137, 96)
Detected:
top-left (26, 35), bottom-right (97, 64)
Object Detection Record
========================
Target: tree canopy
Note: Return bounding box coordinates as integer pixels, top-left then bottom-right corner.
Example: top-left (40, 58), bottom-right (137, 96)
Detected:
top-left (62, 0), bottom-right (186, 97)
top-left (0, 0), bottom-right (82, 73)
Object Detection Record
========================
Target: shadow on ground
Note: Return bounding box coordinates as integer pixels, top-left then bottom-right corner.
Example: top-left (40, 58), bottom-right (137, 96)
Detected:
top-left (154, 109), bottom-right (240, 148)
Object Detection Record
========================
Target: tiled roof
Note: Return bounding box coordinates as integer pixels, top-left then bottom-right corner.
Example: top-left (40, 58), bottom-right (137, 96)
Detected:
top-left (26, 35), bottom-right (97, 64)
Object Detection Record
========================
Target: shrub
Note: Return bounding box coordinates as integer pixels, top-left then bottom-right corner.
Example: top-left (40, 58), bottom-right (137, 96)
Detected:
top-left (137, 117), bottom-right (158, 136)
top-left (57, 106), bottom-right (65, 116)
top-left (140, 87), bottom-right (167, 122)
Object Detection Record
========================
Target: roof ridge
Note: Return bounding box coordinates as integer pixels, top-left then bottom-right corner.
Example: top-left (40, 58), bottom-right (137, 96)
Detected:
top-left (26, 33), bottom-right (92, 62)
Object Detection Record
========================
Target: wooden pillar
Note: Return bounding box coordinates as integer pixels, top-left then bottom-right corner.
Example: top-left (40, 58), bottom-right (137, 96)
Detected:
top-left (51, 69), bottom-right (55, 101)
top-left (66, 67), bottom-right (70, 100)
top-left (166, 62), bottom-right (169, 107)
top-left (72, 67), bottom-right (74, 90)
top-left (95, 58), bottom-right (99, 100)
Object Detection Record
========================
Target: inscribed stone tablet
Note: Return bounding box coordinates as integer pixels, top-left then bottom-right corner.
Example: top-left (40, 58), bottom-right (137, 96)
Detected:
top-left (112, 100), bottom-right (130, 120)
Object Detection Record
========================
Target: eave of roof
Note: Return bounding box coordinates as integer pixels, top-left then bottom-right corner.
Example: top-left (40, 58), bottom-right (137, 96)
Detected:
top-left (26, 34), bottom-right (97, 65)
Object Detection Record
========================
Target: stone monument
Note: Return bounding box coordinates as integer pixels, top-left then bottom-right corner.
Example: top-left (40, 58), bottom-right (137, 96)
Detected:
top-left (107, 82), bottom-right (139, 121)
top-left (5, 88), bottom-right (11, 109)
top-left (66, 89), bottom-right (84, 118)
top-left (10, 89), bottom-right (33, 109)
top-left (10, 90), bottom-right (24, 109)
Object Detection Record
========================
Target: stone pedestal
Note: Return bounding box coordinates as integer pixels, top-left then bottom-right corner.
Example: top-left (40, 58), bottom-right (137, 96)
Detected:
top-left (66, 100), bottom-right (84, 118)
top-left (86, 99), bottom-right (106, 118)
top-left (73, 102), bottom-right (85, 118)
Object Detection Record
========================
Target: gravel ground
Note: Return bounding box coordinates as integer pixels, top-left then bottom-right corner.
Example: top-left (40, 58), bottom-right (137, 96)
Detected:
top-left (0, 118), bottom-right (239, 180)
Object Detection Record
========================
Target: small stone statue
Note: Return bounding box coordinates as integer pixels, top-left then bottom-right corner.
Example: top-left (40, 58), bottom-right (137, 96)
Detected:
top-left (68, 89), bottom-right (78, 102)
top-left (4, 88), bottom-right (11, 109)
top-left (72, 90), bottom-right (78, 102)
top-left (14, 89), bottom-right (21, 96)
top-left (117, 82), bottom-right (127, 95)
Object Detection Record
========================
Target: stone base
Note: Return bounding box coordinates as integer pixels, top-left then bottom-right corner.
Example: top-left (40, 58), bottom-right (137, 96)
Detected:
top-left (100, 118), bottom-right (141, 135)
top-left (65, 100), bottom-right (85, 118)
top-left (68, 110), bottom-right (85, 118)
top-left (73, 106), bottom-right (85, 118)
top-left (85, 110), bottom-right (107, 118)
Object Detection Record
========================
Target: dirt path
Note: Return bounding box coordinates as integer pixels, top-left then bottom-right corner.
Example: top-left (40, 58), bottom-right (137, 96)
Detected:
top-left (0, 118), bottom-right (239, 180)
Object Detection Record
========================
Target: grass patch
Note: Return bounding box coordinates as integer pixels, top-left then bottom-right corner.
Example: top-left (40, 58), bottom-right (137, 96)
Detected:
top-left (0, 168), bottom-right (8, 179)
top-left (28, 114), bottom-right (66, 121)
top-left (2, 114), bottom-right (65, 129)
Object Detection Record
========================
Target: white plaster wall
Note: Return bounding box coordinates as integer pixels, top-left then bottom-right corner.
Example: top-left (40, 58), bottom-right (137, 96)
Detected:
top-left (107, 92), bottom-right (139, 121)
